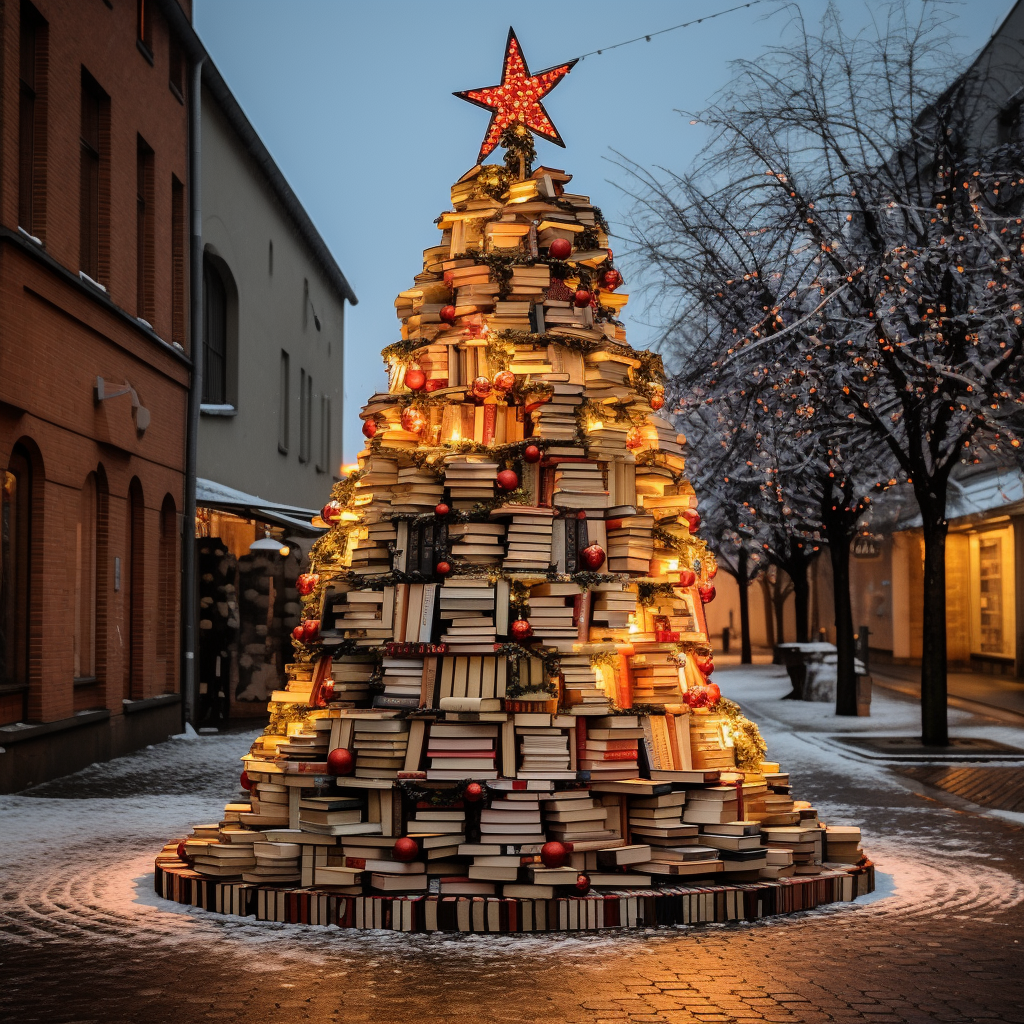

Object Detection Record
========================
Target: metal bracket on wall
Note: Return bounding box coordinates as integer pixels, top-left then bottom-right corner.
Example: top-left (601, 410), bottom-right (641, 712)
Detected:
top-left (94, 376), bottom-right (151, 435)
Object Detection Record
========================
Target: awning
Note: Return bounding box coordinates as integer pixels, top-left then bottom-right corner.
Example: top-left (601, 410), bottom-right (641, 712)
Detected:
top-left (196, 478), bottom-right (324, 534)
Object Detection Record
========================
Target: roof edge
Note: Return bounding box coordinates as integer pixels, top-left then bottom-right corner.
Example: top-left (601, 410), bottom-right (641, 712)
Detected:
top-left (154, 0), bottom-right (357, 306)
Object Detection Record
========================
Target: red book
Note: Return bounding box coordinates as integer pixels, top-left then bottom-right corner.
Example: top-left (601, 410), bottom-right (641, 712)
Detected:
top-left (585, 749), bottom-right (638, 761)
top-left (575, 717), bottom-right (588, 767)
top-left (482, 403), bottom-right (497, 445)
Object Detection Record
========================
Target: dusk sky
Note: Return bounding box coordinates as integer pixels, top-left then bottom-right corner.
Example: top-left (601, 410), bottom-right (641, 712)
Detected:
top-left (194, 0), bottom-right (1015, 466)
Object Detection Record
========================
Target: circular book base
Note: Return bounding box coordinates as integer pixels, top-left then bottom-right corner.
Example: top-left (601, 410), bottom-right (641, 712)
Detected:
top-left (155, 846), bottom-right (875, 933)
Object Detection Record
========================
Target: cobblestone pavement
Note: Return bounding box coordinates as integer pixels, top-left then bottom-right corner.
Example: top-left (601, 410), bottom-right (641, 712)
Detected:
top-left (2, 669), bottom-right (1023, 1024)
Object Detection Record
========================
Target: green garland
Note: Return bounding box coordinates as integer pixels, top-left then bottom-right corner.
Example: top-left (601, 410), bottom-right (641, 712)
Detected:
top-left (636, 581), bottom-right (680, 607)
top-left (718, 697), bottom-right (768, 771)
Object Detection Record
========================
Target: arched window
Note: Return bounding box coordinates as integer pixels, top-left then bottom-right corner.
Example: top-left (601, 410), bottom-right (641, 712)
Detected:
top-left (125, 477), bottom-right (145, 700)
top-left (74, 473), bottom-right (98, 682)
top-left (203, 256), bottom-right (228, 404)
top-left (157, 494), bottom-right (178, 694)
top-left (1, 444), bottom-right (33, 724)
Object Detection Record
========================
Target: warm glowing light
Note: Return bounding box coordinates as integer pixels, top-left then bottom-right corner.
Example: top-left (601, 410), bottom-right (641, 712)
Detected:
top-left (278, 545), bottom-right (291, 557)
top-left (453, 29), bottom-right (578, 162)
top-left (667, 558), bottom-right (680, 572)
top-left (450, 428), bottom-right (462, 443)
top-left (340, 510), bottom-right (360, 522)
top-left (340, 463), bottom-right (358, 476)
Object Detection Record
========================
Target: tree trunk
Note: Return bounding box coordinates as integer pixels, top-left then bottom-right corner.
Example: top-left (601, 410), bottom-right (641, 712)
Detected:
top-left (792, 561), bottom-right (811, 643)
top-left (920, 499), bottom-right (949, 746)
top-left (762, 575), bottom-right (776, 649)
top-left (737, 547), bottom-right (752, 664)
top-left (830, 533), bottom-right (858, 715)
top-left (773, 577), bottom-right (787, 646)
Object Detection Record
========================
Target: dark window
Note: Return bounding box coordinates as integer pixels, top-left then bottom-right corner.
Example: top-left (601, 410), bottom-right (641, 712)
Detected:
top-left (168, 31), bottom-right (184, 98)
top-left (80, 71), bottom-right (108, 282)
top-left (998, 102), bottom-right (1022, 146)
top-left (317, 395), bottom-right (330, 473)
top-left (171, 176), bottom-right (185, 346)
top-left (202, 258), bottom-right (227, 404)
top-left (19, 3), bottom-right (47, 237)
top-left (278, 351), bottom-right (290, 453)
top-left (137, 0), bottom-right (152, 52)
top-left (136, 136), bottom-right (154, 322)
top-left (125, 478), bottom-right (145, 701)
top-left (1, 445), bottom-right (32, 724)
top-left (299, 370), bottom-right (312, 463)
top-left (157, 496), bottom-right (177, 693)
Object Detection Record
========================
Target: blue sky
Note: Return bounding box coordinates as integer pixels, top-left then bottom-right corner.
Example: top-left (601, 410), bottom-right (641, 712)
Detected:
top-left (194, 0), bottom-right (1015, 466)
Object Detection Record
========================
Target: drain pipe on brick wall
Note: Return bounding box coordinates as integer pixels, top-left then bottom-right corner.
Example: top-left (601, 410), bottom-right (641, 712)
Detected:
top-left (181, 54), bottom-right (205, 730)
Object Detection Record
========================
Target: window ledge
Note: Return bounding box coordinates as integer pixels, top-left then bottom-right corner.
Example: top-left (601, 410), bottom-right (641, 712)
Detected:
top-left (17, 226), bottom-right (42, 246)
top-left (201, 404), bottom-right (237, 417)
top-left (169, 81), bottom-right (184, 105)
top-left (122, 693), bottom-right (181, 714)
top-left (137, 38), bottom-right (154, 65)
top-left (0, 708), bottom-right (111, 745)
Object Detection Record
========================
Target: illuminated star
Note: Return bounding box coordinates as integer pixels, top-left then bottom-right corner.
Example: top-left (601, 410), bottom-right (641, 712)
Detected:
top-left (454, 27), bottom-right (578, 163)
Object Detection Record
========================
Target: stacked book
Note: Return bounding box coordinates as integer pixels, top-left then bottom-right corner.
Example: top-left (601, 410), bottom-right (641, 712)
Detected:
top-left (542, 790), bottom-right (616, 844)
top-left (606, 515), bottom-right (655, 574)
top-left (447, 520), bottom-right (506, 565)
top-left (590, 585), bottom-right (637, 634)
top-left (689, 715), bottom-right (737, 771)
top-left (584, 353), bottom-right (634, 401)
top-left (629, 644), bottom-right (683, 703)
top-left (552, 462), bottom-right (611, 511)
top-left (322, 588), bottom-right (393, 647)
top-left (438, 579), bottom-right (508, 649)
top-left (682, 785), bottom-right (740, 825)
top-left (587, 421), bottom-right (631, 461)
top-left (478, 793), bottom-right (545, 848)
top-left (529, 384), bottom-right (584, 440)
top-left (347, 520), bottom-right (398, 576)
top-left (426, 722), bottom-right (499, 780)
top-left (297, 793), bottom-right (365, 836)
top-left (437, 655), bottom-right (507, 711)
top-left (527, 589), bottom-right (578, 641)
top-left (407, 806), bottom-right (467, 847)
top-left (390, 465), bottom-right (445, 512)
top-left (698, 821), bottom-right (769, 877)
top-left (496, 506), bottom-right (555, 571)
top-left (246, 842), bottom-right (301, 884)
top-left (379, 657), bottom-right (426, 709)
top-left (762, 825), bottom-right (823, 876)
top-left (647, 412), bottom-right (686, 457)
top-left (579, 717), bottom-right (641, 778)
top-left (329, 659), bottom-right (375, 706)
top-left (344, 837), bottom-right (429, 894)
top-left (559, 654), bottom-right (612, 713)
top-left (274, 726), bottom-right (329, 763)
top-left (824, 825), bottom-right (864, 864)
top-left (517, 725), bottom-right (573, 778)
top-left (444, 458), bottom-right (497, 509)
top-left (353, 718), bottom-right (410, 779)
top-left (184, 830), bottom-right (257, 878)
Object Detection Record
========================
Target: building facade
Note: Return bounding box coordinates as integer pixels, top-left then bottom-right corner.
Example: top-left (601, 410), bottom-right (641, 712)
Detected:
top-left (0, 0), bottom-right (192, 791)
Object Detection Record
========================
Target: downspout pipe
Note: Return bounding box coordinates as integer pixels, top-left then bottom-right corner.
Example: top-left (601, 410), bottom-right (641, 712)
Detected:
top-left (182, 55), bottom-right (205, 728)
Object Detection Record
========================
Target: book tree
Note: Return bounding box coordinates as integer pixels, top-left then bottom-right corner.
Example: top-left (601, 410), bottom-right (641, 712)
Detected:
top-left (160, 29), bottom-right (872, 931)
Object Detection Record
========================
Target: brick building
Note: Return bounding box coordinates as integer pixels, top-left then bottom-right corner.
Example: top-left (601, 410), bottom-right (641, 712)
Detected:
top-left (0, 0), bottom-right (193, 790)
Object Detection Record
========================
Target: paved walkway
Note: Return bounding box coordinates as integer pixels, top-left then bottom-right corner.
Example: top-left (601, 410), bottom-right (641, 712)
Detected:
top-left (1, 667), bottom-right (1022, 1023)
top-left (871, 662), bottom-right (1024, 720)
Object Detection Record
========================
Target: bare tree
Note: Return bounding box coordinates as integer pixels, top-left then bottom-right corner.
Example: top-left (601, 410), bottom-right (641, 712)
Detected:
top-left (621, 2), bottom-right (1024, 744)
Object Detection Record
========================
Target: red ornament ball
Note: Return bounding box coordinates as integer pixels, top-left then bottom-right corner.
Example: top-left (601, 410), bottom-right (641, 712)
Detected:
top-left (434, 502), bottom-right (450, 517)
top-left (405, 368), bottom-right (426, 391)
top-left (707, 564), bottom-right (718, 580)
top-left (649, 392), bottom-right (665, 411)
top-left (697, 655), bottom-right (715, 676)
top-left (541, 841), bottom-right (568, 868)
top-left (625, 427), bottom-right (644, 450)
top-left (496, 469), bottom-right (519, 491)
top-left (493, 370), bottom-right (515, 393)
top-left (439, 304), bottom-right (457, 324)
top-left (471, 376), bottom-right (492, 400)
top-left (574, 288), bottom-right (592, 308)
top-left (682, 508), bottom-right (702, 532)
top-left (576, 510), bottom-right (587, 521)
top-left (523, 444), bottom-right (541, 464)
top-left (321, 501), bottom-right (342, 525)
top-left (575, 873), bottom-right (592, 895)
top-left (302, 618), bottom-right (320, 642)
top-left (435, 560), bottom-right (452, 577)
top-left (176, 840), bottom-right (188, 861)
top-left (601, 268), bottom-right (623, 290)
top-left (361, 419), bottom-right (377, 439)
top-left (706, 681), bottom-right (721, 704)
top-left (240, 770), bottom-right (253, 791)
top-left (698, 583), bottom-right (717, 604)
top-left (510, 618), bottom-right (534, 641)
top-left (401, 406), bottom-right (427, 434)
top-left (464, 782), bottom-right (484, 803)
top-left (676, 568), bottom-right (697, 589)
top-left (326, 747), bottom-right (355, 776)
top-left (684, 685), bottom-right (710, 709)
top-left (291, 625), bottom-right (304, 642)
top-left (392, 837), bottom-right (419, 863)
top-left (580, 543), bottom-right (606, 571)
top-left (296, 573), bottom-right (319, 596)
top-left (548, 237), bottom-right (572, 260)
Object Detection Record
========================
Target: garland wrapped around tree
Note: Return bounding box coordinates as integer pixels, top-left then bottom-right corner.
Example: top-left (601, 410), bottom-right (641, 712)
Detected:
top-left (165, 28), bottom-right (869, 913)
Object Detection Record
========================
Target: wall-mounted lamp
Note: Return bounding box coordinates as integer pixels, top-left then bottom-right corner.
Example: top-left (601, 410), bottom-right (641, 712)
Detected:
top-left (95, 376), bottom-right (150, 435)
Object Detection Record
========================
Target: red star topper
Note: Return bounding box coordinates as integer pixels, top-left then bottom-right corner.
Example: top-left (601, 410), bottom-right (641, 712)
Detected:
top-left (454, 28), bottom-right (578, 163)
